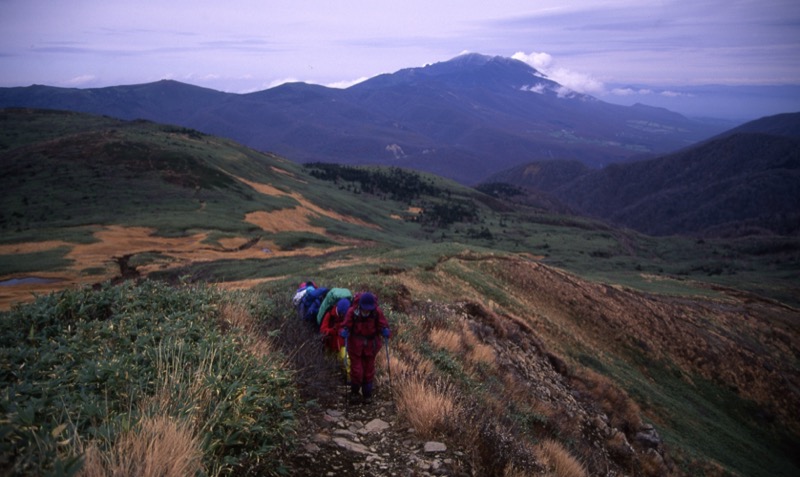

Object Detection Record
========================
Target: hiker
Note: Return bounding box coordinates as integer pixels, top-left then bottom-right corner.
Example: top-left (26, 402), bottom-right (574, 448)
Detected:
top-left (340, 292), bottom-right (390, 404)
top-left (319, 297), bottom-right (351, 383)
top-left (292, 281), bottom-right (316, 321)
top-left (316, 287), bottom-right (353, 327)
top-left (302, 285), bottom-right (329, 327)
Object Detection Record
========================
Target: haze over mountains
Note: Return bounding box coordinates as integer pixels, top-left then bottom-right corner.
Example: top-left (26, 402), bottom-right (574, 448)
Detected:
top-left (0, 53), bottom-right (730, 185)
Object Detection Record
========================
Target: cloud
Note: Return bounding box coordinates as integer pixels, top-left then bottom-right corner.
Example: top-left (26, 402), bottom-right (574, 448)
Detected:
top-left (326, 76), bottom-right (371, 89)
top-left (609, 87), bottom-right (689, 99)
top-left (611, 87), bottom-right (650, 96)
top-left (512, 50), bottom-right (604, 95)
top-left (184, 72), bottom-right (221, 81)
top-left (512, 51), bottom-right (554, 71)
top-left (264, 77), bottom-right (301, 89)
top-left (65, 74), bottom-right (97, 86)
top-left (520, 83), bottom-right (547, 94)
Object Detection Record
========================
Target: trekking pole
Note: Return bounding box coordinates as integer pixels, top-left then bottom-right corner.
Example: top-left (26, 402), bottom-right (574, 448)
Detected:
top-left (383, 336), bottom-right (393, 404)
top-left (343, 335), bottom-right (350, 408)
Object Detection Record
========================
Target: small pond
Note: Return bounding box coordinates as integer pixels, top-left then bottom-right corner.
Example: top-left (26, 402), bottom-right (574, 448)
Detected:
top-left (0, 277), bottom-right (62, 286)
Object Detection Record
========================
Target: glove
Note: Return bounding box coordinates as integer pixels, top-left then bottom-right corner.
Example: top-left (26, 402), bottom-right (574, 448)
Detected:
top-left (340, 328), bottom-right (349, 338)
top-left (381, 328), bottom-right (390, 338)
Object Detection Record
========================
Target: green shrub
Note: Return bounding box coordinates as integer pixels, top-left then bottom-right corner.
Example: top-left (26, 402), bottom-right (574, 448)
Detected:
top-left (0, 280), bottom-right (297, 476)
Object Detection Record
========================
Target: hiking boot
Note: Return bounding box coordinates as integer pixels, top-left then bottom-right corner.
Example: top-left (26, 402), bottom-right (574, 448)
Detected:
top-left (348, 392), bottom-right (362, 404)
top-left (348, 384), bottom-right (361, 404)
top-left (362, 383), bottom-right (373, 404)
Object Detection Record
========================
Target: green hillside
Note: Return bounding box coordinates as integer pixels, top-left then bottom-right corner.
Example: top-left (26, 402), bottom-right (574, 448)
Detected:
top-left (484, 114), bottom-right (800, 238)
top-left (1, 108), bottom-right (798, 477)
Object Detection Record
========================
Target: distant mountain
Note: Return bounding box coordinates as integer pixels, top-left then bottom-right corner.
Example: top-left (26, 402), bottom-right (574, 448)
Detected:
top-left (0, 53), bottom-right (729, 184)
top-left (485, 113), bottom-right (800, 236)
top-left (713, 112), bottom-right (800, 140)
top-left (602, 83), bottom-right (800, 121)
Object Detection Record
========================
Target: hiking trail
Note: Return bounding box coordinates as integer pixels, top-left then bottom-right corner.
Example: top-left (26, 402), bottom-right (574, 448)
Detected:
top-left (279, 322), bottom-right (472, 476)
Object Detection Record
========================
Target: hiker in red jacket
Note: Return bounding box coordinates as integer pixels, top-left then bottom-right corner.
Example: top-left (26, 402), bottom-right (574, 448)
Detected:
top-left (319, 298), bottom-right (351, 383)
top-left (339, 292), bottom-right (390, 404)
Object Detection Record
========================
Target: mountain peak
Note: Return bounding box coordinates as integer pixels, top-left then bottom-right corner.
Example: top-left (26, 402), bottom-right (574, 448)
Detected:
top-left (446, 52), bottom-right (501, 66)
top-left (352, 52), bottom-right (551, 93)
top-left (446, 52), bottom-right (528, 68)
top-left (432, 52), bottom-right (537, 75)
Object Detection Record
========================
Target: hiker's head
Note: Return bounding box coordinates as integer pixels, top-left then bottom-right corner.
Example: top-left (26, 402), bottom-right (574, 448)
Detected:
top-left (359, 292), bottom-right (377, 311)
top-left (336, 298), bottom-right (351, 317)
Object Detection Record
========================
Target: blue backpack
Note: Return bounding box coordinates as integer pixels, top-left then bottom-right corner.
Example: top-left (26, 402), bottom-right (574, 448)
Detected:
top-left (300, 287), bottom-right (329, 326)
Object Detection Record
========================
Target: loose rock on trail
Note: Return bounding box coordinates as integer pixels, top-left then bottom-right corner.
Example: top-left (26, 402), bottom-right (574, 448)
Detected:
top-left (276, 312), bottom-right (472, 477)
top-left (284, 369), bottom-right (471, 476)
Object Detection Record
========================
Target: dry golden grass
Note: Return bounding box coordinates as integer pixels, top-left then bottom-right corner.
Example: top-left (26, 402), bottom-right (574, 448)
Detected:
top-left (503, 464), bottom-right (533, 477)
top-left (467, 341), bottom-right (496, 367)
top-left (460, 323), bottom-right (497, 368)
top-left (0, 223), bottom-right (342, 311)
top-left (375, 350), bottom-right (410, 388)
top-left (395, 375), bottom-right (455, 438)
top-left (430, 327), bottom-right (462, 353)
top-left (219, 300), bottom-right (255, 330)
top-left (375, 351), bottom-right (409, 374)
top-left (414, 356), bottom-right (435, 377)
top-left (572, 369), bottom-right (642, 434)
top-left (534, 439), bottom-right (588, 477)
top-left (380, 343), bottom-right (435, 377)
top-left (77, 415), bottom-right (202, 477)
top-left (218, 300), bottom-right (280, 362)
top-left (640, 448), bottom-right (668, 477)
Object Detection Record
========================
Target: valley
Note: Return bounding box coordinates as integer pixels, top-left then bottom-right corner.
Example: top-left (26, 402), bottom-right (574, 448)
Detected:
top-left (0, 104), bottom-right (798, 477)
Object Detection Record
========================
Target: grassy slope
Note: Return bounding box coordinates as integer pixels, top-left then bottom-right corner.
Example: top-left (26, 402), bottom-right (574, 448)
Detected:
top-left (1, 108), bottom-right (798, 476)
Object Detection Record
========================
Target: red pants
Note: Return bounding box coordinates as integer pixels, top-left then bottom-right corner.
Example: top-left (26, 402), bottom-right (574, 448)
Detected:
top-left (347, 336), bottom-right (382, 386)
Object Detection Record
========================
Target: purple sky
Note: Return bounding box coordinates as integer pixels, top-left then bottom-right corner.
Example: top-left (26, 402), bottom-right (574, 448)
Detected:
top-left (2, 0), bottom-right (799, 119)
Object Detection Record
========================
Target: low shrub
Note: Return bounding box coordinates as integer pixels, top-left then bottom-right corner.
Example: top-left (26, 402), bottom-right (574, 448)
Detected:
top-left (0, 280), bottom-right (298, 476)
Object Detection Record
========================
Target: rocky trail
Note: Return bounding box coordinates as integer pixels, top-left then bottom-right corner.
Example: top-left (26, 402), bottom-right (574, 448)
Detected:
top-left (274, 311), bottom-right (473, 476)
top-left (286, 382), bottom-right (472, 476)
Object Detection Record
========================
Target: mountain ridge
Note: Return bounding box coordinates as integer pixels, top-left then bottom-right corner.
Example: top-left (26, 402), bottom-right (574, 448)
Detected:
top-left (484, 112), bottom-right (800, 237)
top-left (0, 53), bottom-right (730, 184)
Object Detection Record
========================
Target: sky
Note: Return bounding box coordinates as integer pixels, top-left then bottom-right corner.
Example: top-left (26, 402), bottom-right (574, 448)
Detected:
top-left (2, 0), bottom-right (799, 119)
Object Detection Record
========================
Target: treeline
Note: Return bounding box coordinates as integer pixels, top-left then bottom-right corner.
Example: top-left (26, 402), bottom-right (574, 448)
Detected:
top-left (304, 163), bottom-right (442, 202)
top-left (304, 163), bottom-right (479, 228)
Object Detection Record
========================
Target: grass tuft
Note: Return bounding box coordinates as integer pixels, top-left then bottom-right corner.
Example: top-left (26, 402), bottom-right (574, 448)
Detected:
top-left (395, 375), bottom-right (455, 439)
top-left (534, 439), bottom-right (588, 477)
top-left (77, 415), bottom-right (202, 477)
top-left (571, 368), bottom-right (643, 435)
top-left (430, 327), bottom-right (462, 353)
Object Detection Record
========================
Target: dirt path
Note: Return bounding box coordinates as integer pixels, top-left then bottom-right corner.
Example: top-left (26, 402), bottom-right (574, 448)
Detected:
top-left (277, 321), bottom-right (472, 476)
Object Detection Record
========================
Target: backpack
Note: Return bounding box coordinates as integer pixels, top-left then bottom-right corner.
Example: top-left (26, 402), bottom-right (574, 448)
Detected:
top-left (292, 288), bottom-right (309, 308)
top-left (301, 287), bottom-right (329, 326)
top-left (315, 288), bottom-right (353, 326)
top-left (292, 281), bottom-right (317, 319)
